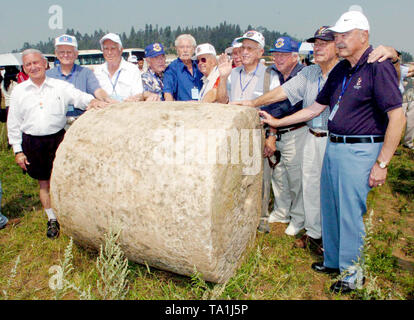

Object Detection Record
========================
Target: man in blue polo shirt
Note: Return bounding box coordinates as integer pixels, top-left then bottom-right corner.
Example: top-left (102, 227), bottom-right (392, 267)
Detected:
top-left (47, 34), bottom-right (114, 124)
top-left (262, 10), bottom-right (405, 294)
top-left (163, 34), bottom-right (203, 101)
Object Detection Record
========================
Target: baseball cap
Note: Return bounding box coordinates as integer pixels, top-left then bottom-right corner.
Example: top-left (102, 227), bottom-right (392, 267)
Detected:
top-left (145, 43), bottom-right (165, 58)
top-left (225, 38), bottom-right (242, 55)
top-left (55, 34), bottom-right (78, 48)
top-left (99, 33), bottom-right (123, 49)
top-left (237, 30), bottom-right (265, 48)
top-left (128, 55), bottom-right (138, 63)
top-left (329, 11), bottom-right (370, 33)
top-left (269, 36), bottom-right (299, 53)
top-left (195, 43), bottom-right (217, 57)
top-left (306, 26), bottom-right (335, 43)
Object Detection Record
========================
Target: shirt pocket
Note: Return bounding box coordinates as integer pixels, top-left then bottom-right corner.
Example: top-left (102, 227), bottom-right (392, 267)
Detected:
top-left (48, 93), bottom-right (66, 116)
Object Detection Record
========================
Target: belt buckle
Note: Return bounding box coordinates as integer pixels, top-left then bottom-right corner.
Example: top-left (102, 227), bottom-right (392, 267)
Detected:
top-left (331, 135), bottom-right (340, 143)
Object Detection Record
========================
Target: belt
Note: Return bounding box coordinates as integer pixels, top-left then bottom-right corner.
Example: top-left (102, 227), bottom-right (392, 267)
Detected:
top-left (278, 123), bottom-right (306, 135)
top-left (329, 134), bottom-right (384, 144)
top-left (309, 128), bottom-right (328, 138)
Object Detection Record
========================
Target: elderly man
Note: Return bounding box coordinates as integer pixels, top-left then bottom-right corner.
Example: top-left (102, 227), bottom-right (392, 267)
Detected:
top-left (218, 31), bottom-right (283, 233)
top-left (7, 49), bottom-right (105, 239)
top-left (225, 38), bottom-right (243, 68)
top-left (195, 43), bottom-right (220, 102)
top-left (163, 34), bottom-right (203, 101)
top-left (141, 43), bottom-right (167, 101)
top-left (94, 33), bottom-right (144, 102)
top-left (235, 27), bottom-right (336, 251)
top-left (47, 34), bottom-right (115, 123)
top-left (254, 36), bottom-right (306, 237)
top-left (261, 10), bottom-right (405, 293)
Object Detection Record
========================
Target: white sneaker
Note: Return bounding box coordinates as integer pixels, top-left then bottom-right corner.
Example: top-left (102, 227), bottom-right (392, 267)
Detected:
top-left (284, 222), bottom-right (303, 236)
top-left (268, 214), bottom-right (290, 224)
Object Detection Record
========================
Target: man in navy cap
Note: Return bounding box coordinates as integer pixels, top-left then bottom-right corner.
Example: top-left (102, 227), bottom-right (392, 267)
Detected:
top-left (256, 36), bottom-right (307, 237)
top-left (141, 43), bottom-right (167, 101)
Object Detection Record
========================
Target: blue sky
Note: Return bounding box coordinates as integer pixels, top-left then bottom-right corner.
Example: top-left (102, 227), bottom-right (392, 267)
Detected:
top-left (0, 0), bottom-right (413, 55)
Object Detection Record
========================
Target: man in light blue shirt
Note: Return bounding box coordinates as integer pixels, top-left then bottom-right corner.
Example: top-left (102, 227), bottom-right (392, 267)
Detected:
top-left (46, 34), bottom-right (114, 122)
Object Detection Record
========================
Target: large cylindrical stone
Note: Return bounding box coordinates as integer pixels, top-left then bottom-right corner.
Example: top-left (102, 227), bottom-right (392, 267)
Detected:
top-left (50, 101), bottom-right (263, 283)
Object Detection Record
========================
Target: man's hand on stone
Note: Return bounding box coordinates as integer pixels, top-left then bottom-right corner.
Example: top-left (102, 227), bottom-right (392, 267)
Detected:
top-left (87, 99), bottom-right (109, 110)
top-left (230, 100), bottom-right (255, 107)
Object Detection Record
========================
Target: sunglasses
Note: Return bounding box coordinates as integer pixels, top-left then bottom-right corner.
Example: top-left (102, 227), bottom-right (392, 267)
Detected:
top-left (197, 57), bottom-right (207, 64)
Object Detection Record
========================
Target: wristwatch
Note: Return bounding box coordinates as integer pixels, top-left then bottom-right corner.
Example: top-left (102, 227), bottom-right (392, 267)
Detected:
top-left (376, 159), bottom-right (388, 169)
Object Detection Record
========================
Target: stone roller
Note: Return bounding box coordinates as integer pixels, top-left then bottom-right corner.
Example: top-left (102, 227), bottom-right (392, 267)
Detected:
top-left (51, 101), bottom-right (263, 283)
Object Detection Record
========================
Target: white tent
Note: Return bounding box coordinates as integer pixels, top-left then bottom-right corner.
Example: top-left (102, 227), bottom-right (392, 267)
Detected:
top-left (0, 53), bottom-right (22, 67)
top-left (299, 42), bottom-right (314, 54)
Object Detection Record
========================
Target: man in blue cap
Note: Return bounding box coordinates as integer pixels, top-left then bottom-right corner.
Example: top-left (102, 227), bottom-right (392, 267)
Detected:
top-left (141, 43), bottom-right (167, 101)
top-left (258, 36), bottom-right (307, 237)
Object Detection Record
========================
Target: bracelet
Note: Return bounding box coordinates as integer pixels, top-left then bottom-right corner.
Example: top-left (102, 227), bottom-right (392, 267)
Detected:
top-left (392, 58), bottom-right (400, 64)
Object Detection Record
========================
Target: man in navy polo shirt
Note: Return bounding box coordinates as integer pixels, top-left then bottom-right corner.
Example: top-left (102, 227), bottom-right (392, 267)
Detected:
top-left (262, 10), bottom-right (405, 293)
top-left (163, 34), bottom-right (203, 101)
top-left (47, 34), bottom-right (114, 124)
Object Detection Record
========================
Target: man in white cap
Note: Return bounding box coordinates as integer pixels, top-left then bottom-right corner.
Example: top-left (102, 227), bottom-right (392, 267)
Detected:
top-left (217, 30), bottom-right (283, 234)
top-left (217, 30), bottom-right (268, 104)
top-left (94, 33), bottom-right (144, 102)
top-left (47, 34), bottom-right (115, 123)
top-left (195, 43), bottom-right (220, 102)
top-left (261, 10), bottom-right (405, 294)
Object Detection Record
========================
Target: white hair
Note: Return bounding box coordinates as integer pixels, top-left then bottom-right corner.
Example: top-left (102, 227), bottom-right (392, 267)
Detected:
top-left (21, 49), bottom-right (46, 60)
top-left (175, 34), bottom-right (197, 47)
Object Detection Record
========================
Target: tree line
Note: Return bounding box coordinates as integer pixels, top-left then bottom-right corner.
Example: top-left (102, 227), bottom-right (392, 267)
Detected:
top-left (16, 22), bottom-right (292, 55)
top-left (16, 21), bottom-right (413, 62)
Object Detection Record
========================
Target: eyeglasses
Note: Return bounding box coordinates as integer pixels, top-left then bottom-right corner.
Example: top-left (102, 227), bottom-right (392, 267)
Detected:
top-left (56, 50), bottom-right (74, 56)
top-left (197, 57), bottom-right (207, 64)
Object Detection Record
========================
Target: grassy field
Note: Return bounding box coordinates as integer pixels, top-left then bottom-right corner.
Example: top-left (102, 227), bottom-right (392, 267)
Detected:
top-left (0, 119), bottom-right (413, 301)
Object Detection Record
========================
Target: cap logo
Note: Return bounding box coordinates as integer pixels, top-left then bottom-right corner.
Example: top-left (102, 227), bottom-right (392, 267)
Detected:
top-left (317, 27), bottom-right (327, 35)
top-left (354, 77), bottom-right (362, 90)
top-left (59, 36), bottom-right (72, 43)
top-left (153, 43), bottom-right (162, 52)
top-left (246, 31), bottom-right (255, 38)
top-left (275, 38), bottom-right (285, 48)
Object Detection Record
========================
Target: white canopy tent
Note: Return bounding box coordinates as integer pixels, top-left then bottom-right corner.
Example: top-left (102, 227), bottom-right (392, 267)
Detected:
top-left (0, 53), bottom-right (22, 67)
top-left (299, 42), bottom-right (314, 55)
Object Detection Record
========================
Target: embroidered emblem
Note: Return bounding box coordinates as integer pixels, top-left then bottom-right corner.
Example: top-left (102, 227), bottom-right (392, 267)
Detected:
top-left (354, 77), bottom-right (362, 90)
top-left (275, 38), bottom-right (285, 48)
top-left (153, 43), bottom-right (162, 52)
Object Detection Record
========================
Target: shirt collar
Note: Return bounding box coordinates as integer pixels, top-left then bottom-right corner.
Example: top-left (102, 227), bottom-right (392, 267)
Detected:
top-left (103, 58), bottom-right (127, 75)
top-left (346, 46), bottom-right (373, 72)
top-left (26, 76), bottom-right (52, 90)
top-left (57, 64), bottom-right (77, 77)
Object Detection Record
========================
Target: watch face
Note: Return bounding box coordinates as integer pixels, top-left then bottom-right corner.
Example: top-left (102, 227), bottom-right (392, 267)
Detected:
top-left (379, 162), bottom-right (386, 169)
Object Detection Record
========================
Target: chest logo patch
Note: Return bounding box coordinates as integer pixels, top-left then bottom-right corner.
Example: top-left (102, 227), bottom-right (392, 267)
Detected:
top-left (354, 77), bottom-right (362, 90)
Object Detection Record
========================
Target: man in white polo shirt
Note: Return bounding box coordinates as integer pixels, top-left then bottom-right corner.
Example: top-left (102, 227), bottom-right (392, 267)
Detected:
top-left (7, 49), bottom-right (105, 239)
top-left (94, 33), bottom-right (144, 102)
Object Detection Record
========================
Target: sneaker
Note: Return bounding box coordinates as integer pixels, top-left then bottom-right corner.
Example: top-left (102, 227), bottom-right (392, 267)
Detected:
top-left (257, 218), bottom-right (270, 234)
top-left (284, 222), bottom-right (303, 236)
top-left (268, 214), bottom-right (290, 224)
top-left (47, 219), bottom-right (60, 239)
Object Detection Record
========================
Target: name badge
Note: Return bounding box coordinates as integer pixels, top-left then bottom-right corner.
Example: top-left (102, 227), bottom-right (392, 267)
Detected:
top-left (328, 103), bottom-right (339, 121)
top-left (191, 87), bottom-right (199, 100)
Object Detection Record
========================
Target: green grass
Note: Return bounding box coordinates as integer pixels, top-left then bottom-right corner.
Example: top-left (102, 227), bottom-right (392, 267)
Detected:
top-left (0, 120), bottom-right (413, 300)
